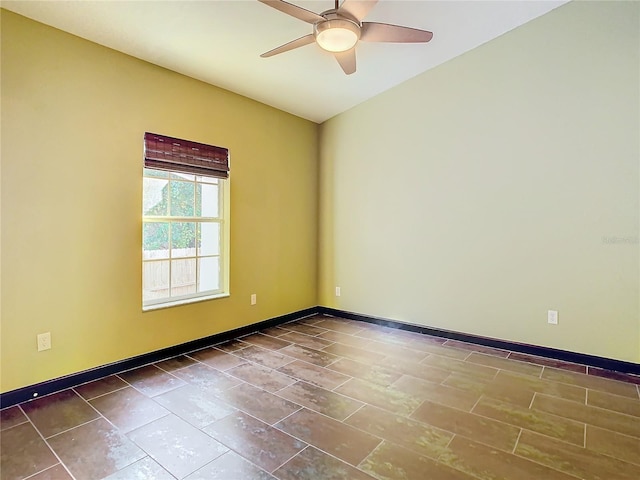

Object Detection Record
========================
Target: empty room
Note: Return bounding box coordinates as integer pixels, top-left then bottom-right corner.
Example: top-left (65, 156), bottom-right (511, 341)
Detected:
top-left (1, 1), bottom-right (638, 479)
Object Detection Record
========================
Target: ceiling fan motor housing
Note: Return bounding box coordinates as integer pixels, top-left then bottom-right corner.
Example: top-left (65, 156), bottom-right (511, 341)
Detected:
top-left (314, 12), bottom-right (361, 52)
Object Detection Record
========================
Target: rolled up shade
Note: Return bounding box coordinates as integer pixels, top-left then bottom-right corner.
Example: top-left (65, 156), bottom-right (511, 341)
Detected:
top-left (144, 132), bottom-right (229, 179)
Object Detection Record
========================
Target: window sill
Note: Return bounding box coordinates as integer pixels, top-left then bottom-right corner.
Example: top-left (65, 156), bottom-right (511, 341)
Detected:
top-left (143, 293), bottom-right (230, 312)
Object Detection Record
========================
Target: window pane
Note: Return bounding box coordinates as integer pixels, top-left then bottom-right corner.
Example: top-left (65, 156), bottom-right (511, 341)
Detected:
top-left (171, 173), bottom-right (195, 181)
top-left (170, 180), bottom-right (195, 216)
top-left (198, 257), bottom-right (220, 292)
top-left (144, 169), bottom-right (169, 178)
top-left (197, 183), bottom-right (219, 217)
top-left (197, 176), bottom-right (218, 184)
top-left (171, 222), bottom-right (196, 258)
top-left (171, 258), bottom-right (196, 297)
top-left (143, 260), bottom-right (169, 301)
top-left (143, 222), bottom-right (169, 259)
top-left (198, 223), bottom-right (220, 256)
top-left (143, 178), bottom-right (169, 215)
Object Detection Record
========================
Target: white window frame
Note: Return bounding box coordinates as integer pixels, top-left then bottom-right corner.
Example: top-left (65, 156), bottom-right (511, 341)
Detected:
top-left (142, 169), bottom-right (230, 311)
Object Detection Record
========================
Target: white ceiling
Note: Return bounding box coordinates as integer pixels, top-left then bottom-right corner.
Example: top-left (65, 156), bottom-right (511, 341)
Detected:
top-left (2, 0), bottom-right (567, 123)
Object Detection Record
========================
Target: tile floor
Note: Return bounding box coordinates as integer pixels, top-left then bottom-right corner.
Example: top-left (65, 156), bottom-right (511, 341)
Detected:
top-left (1, 315), bottom-right (639, 480)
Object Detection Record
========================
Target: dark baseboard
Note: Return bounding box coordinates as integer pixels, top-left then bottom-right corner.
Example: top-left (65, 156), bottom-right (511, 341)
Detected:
top-left (319, 307), bottom-right (640, 376)
top-left (3, 305), bottom-right (638, 408)
top-left (0, 307), bottom-right (317, 408)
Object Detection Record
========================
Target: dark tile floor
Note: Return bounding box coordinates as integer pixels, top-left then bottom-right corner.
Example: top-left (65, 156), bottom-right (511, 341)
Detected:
top-left (1, 314), bottom-right (639, 480)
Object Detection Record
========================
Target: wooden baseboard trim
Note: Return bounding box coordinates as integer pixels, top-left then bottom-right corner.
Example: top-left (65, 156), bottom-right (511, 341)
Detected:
top-left (319, 307), bottom-right (640, 376)
top-left (3, 305), bottom-right (638, 408)
top-left (0, 307), bottom-right (317, 408)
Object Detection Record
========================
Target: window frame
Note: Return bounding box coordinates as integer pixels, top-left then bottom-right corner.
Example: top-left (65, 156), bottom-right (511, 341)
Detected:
top-left (142, 169), bottom-right (230, 311)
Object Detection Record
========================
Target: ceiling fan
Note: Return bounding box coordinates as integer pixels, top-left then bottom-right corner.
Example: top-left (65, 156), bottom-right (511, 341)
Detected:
top-left (258, 0), bottom-right (433, 75)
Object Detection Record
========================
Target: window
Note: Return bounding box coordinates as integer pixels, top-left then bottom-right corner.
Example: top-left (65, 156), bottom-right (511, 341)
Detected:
top-left (142, 133), bottom-right (229, 309)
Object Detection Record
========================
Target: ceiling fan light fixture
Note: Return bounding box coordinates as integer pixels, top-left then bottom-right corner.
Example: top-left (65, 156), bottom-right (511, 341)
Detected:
top-left (314, 18), bottom-right (360, 53)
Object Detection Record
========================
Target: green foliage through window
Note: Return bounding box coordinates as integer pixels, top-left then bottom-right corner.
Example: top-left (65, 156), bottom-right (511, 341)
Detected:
top-left (144, 179), bottom-right (203, 250)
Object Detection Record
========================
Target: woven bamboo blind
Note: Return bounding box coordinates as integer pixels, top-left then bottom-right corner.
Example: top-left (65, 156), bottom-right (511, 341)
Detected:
top-left (144, 132), bottom-right (229, 178)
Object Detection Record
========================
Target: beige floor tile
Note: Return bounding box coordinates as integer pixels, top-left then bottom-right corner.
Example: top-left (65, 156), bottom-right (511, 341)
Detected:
top-left (442, 340), bottom-right (510, 358)
top-left (188, 347), bottom-right (247, 371)
top-left (353, 327), bottom-right (412, 345)
top-left (515, 429), bottom-right (640, 480)
top-left (280, 344), bottom-right (341, 367)
top-left (472, 395), bottom-right (585, 446)
top-left (281, 322), bottom-right (329, 337)
top-left (203, 412), bottom-right (304, 473)
top-left (360, 441), bottom-right (475, 480)
top-left (274, 446), bottom-right (375, 480)
top-left (542, 367), bottom-right (638, 398)
top-left (226, 362), bottom-right (296, 393)
top-left (378, 356), bottom-right (451, 384)
top-left (277, 381), bottom-right (364, 421)
top-left (315, 319), bottom-right (365, 335)
top-left (327, 358), bottom-right (402, 386)
top-left (276, 408), bottom-right (381, 466)
top-left (322, 343), bottom-right (387, 364)
top-left (466, 352), bottom-right (543, 377)
top-left (27, 464), bottom-right (74, 480)
top-left (211, 338), bottom-right (251, 352)
top-left (422, 355), bottom-right (498, 380)
top-left (0, 423), bottom-right (58, 480)
top-left (335, 378), bottom-right (423, 416)
top-left (185, 451), bottom-right (275, 480)
top-left (232, 345), bottom-right (295, 369)
top-left (587, 389), bottom-right (640, 417)
top-left (586, 425), bottom-right (640, 466)
top-left (277, 359), bottom-right (350, 390)
top-left (6, 315), bottom-right (638, 480)
top-left (259, 326), bottom-right (293, 338)
top-left (412, 343), bottom-right (472, 360)
top-left (240, 333), bottom-right (292, 351)
top-left (278, 331), bottom-right (335, 350)
top-left (392, 375), bottom-right (481, 411)
top-left (214, 382), bottom-right (301, 425)
top-left (411, 400), bottom-right (521, 452)
top-left (443, 372), bottom-right (534, 408)
top-left (317, 329), bottom-right (374, 348)
top-left (346, 404), bottom-right (453, 459)
top-left (0, 406), bottom-right (28, 431)
top-left (360, 340), bottom-right (427, 362)
top-left (492, 370), bottom-right (586, 404)
top-left (532, 394), bottom-right (640, 438)
top-left (90, 387), bottom-right (169, 432)
top-left (50, 418), bottom-right (146, 480)
top-left (439, 435), bottom-right (577, 480)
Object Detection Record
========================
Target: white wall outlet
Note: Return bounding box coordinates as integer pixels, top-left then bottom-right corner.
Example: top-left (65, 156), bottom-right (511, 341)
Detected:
top-left (335, 286), bottom-right (341, 297)
top-left (547, 310), bottom-right (559, 325)
top-left (37, 332), bottom-right (51, 351)
top-left (250, 294), bottom-right (257, 305)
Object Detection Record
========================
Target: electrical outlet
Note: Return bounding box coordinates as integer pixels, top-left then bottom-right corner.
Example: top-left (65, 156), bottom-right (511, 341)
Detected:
top-left (37, 332), bottom-right (51, 351)
top-left (250, 294), bottom-right (257, 305)
top-left (335, 286), bottom-right (341, 297)
top-left (547, 310), bottom-right (558, 325)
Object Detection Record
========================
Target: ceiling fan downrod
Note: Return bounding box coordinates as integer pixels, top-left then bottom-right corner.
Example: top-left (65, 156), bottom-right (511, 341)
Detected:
top-left (258, 0), bottom-right (433, 75)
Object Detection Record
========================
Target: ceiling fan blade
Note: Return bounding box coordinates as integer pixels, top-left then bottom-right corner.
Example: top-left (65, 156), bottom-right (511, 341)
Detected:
top-left (337, 0), bottom-right (379, 22)
top-left (334, 48), bottom-right (356, 75)
top-left (258, 0), bottom-right (324, 24)
top-left (261, 34), bottom-right (315, 58)
top-left (361, 22), bottom-right (433, 43)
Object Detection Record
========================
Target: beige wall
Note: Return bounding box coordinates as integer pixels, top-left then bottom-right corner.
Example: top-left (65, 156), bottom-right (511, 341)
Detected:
top-left (1, 11), bottom-right (318, 392)
top-left (2, 1), bottom-right (638, 395)
top-left (319, 1), bottom-right (640, 362)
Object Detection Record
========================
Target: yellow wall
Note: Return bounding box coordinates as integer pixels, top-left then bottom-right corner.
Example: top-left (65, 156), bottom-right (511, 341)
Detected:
top-left (319, 1), bottom-right (640, 362)
top-left (2, 1), bottom-right (639, 394)
top-left (1, 10), bottom-right (318, 392)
